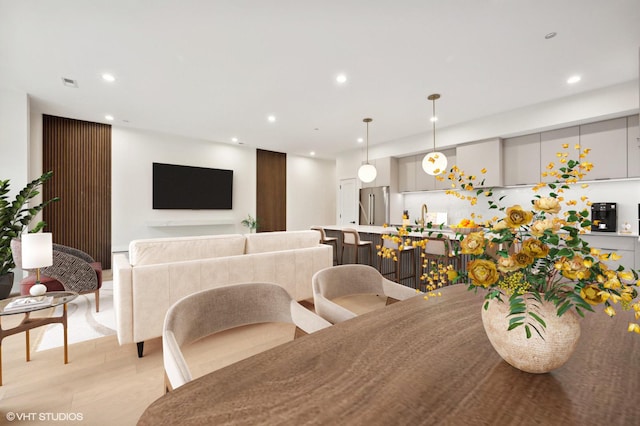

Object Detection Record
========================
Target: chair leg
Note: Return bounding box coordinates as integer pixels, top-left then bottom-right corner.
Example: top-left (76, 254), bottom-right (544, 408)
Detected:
top-left (95, 288), bottom-right (100, 312)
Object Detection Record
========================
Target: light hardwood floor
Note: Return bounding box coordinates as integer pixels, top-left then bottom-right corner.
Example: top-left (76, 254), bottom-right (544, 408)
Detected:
top-left (0, 272), bottom-right (300, 425)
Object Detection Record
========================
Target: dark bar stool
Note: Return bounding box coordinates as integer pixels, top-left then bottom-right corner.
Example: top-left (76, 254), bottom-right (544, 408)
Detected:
top-left (311, 226), bottom-right (340, 265)
top-left (420, 236), bottom-right (459, 290)
top-left (378, 231), bottom-right (417, 285)
top-left (341, 228), bottom-right (373, 266)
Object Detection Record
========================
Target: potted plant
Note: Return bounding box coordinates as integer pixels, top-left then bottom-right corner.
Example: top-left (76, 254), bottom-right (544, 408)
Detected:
top-left (0, 171), bottom-right (59, 299)
top-left (241, 214), bottom-right (258, 233)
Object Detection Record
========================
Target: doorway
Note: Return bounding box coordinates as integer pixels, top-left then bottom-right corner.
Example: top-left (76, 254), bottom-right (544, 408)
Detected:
top-left (339, 178), bottom-right (357, 226)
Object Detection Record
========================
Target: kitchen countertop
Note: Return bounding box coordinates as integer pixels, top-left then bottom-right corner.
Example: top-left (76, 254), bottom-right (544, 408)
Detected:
top-left (322, 225), bottom-right (639, 240)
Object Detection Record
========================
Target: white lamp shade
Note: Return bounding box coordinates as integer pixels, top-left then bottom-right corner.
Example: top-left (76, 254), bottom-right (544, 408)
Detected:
top-left (358, 163), bottom-right (377, 183)
top-left (21, 232), bottom-right (53, 269)
top-left (422, 152), bottom-right (448, 176)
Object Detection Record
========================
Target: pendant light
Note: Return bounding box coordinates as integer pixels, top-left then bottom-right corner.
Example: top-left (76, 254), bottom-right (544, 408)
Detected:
top-left (358, 117), bottom-right (377, 183)
top-left (422, 94), bottom-right (448, 175)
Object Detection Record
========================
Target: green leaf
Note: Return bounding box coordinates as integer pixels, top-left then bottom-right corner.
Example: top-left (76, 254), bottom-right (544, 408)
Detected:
top-left (525, 325), bottom-right (532, 339)
top-left (507, 322), bottom-right (524, 331)
top-left (528, 312), bottom-right (546, 328)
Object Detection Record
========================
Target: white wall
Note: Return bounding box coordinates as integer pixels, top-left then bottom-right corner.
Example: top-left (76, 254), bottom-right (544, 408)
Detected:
top-left (112, 127), bottom-right (337, 251)
top-left (286, 155), bottom-right (336, 230)
top-left (112, 127), bottom-right (256, 251)
top-left (0, 89), bottom-right (29, 196)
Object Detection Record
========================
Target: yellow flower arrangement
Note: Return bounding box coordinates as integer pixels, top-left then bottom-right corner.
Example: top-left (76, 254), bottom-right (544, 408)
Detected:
top-left (440, 143), bottom-right (640, 338)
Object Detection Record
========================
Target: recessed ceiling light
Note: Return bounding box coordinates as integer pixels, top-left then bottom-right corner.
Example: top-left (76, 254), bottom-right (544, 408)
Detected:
top-left (231, 137), bottom-right (238, 143)
top-left (430, 116), bottom-right (438, 122)
top-left (310, 151), bottom-right (316, 156)
top-left (545, 32), bottom-right (557, 40)
top-left (336, 74), bottom-right (347, 84)
top-left (567, 75), bottom-right (581, 84)
top-left (102, 73), bottom-right (116, 82)
top-left (357, 138), bottom-right (364, 143)
top-left (267, 115), bottom-right (276, 123)
top-left (105, 115), bottom-right (114, 121)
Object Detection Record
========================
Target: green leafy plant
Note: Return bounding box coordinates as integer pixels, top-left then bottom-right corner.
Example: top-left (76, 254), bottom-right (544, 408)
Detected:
top-left (240, 214), bottom-right (258, 232)
top-left (0, 171), bottom-right (59, 276)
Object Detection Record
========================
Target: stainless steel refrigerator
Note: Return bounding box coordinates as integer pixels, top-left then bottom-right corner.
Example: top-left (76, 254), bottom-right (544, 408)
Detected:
top-left (359, 186), bottom-right (390, 226)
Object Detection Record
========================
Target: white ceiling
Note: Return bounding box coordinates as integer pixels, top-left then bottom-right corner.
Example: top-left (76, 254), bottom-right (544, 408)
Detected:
top-left (1, 0), bottom-right (638, 158)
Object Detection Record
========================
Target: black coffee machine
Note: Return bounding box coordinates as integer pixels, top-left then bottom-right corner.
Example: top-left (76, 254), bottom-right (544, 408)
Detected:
top-left (591, 202), bottom-right (617, 232)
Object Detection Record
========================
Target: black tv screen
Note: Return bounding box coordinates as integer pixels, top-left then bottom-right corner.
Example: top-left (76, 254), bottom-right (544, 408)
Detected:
top-left (153, 162), bottom-right (233, 209)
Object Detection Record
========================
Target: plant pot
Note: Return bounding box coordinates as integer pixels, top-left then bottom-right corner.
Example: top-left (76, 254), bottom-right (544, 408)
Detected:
top-left (481, 295), bottom-right (581, 374)
top-left (0, 272), bottom-right (14, 300)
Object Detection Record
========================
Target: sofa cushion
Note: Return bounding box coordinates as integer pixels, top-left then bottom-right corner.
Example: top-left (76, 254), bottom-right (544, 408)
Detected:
top-left (129, 234), bottom-right (246, 266)
top-left (244, 230), bottom-right (321, 254)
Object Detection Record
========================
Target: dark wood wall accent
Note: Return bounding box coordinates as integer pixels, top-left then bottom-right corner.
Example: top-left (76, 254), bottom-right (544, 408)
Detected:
top-left (256, 149), bottom-right (286, 232)
top-left (42, 115), bottom-right (112, 269)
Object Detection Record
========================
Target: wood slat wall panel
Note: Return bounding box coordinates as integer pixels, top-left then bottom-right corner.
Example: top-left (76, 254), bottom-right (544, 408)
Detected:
top-left (256, 149), bottom-right (286, 232)
top-left (42, 115), bottom-right (112, 269)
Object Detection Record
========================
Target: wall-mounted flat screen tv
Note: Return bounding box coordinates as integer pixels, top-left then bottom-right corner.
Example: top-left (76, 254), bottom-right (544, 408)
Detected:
top-left (153, 162), bottom-right (233, 209)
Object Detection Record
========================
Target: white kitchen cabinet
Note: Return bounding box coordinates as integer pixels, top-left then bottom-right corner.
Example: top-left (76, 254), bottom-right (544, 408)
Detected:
top-left (628, 115), bottom-right (640, 177)
top-left (503, 133), bottom-right (541, 185)
top-left (434, 148), bottom-right (456, 190)
top-left (579, 117), bottom-right (627, 180)
top-left (580, 234), bottom-right (637, 270)
top-left (362, 157), bottom-right (398, 189)
top-left (540, 126), bottom-right (579, 183)
top-left (455, 138), bottom-right (502, 187)
top-left (398, 155), bottom-right (417, 192)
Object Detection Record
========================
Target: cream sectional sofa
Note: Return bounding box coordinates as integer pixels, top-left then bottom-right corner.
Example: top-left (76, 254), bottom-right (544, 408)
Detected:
top-left (112, 230), bottom-right (332, 356)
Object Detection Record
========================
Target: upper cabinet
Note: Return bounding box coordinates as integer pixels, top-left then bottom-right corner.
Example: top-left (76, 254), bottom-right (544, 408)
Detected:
top-left (503, 133), bottom-right (541, 185)
top-left (540, 126), bottom-right (579, 183)
top-left (433, 148), bottom-right (456, 190)
top-left (397, 149), bottom-right (456, 192)
top-left (456, 138), bottom-right (503, 187)
top-left (362, 157), bottom-right (398, 189)
top-left (579, 117), bottom-right (627, 180)
top-left (398, 155), bottom-right (417, 192)
top-left (628, 115), bottom-right (640, 178)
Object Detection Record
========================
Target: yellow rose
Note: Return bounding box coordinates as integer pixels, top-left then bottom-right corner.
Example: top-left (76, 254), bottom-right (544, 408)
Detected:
top-left (504, 205), bottom-right (533, 228)
top-left (529, 218), bottom-right (557, 237)
top-left (533, 196), bottom-right (561, 214)
top-left (561, 256), bottom-right (591, 280)
top-left (496, 255), bottom-right (519, 273)
top-left (513, 251), bottom-right (534, 267)
top-left (492, 220), bottom-right (508, 231)
top-left (467, 259), bottom-right (499, 288)
top-left (460, 232), bottom-right (485, 255)
top-left (580, 284), bottom-right (605, 305)
top-left (522, 238), bottom-right (549, 259)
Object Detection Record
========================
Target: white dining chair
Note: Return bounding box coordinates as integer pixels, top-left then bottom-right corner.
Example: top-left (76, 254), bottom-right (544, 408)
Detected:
top-left (163, 282), bottom-right (331, 391)
top-left (312, 264), bottom-right (418, 324)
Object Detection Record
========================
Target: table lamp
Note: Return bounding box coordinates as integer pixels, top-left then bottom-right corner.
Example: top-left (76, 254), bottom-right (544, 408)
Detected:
top-left (21, 232), bottom-right (53, 297)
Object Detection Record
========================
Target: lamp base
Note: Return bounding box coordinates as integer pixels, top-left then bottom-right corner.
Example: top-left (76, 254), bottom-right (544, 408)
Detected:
top-left (29, 283), bottom-right (47, 297)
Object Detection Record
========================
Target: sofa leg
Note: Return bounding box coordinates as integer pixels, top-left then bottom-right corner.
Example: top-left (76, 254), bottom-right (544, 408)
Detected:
top-left (137, 341), bottom-right (144, 358)
top-left (95, 289), bottom-right (100, 312)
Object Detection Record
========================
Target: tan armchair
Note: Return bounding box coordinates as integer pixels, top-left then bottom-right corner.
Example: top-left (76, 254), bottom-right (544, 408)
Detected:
top-left (312, 264), bottom-right (418, 324)
top-left (11, 239), bottom-right (102, 311)
top-left (163, 282), bottom-right (331, 391)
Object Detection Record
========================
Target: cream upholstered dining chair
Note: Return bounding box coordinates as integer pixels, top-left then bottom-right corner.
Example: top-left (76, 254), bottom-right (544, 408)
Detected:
top-left (312, 264), bottom-right (418, 324)
top-left (163, 282), bottom-right (331, 391)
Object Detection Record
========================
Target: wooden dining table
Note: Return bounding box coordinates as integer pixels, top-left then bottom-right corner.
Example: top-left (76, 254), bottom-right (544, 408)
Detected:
top-left (138, 284), bottom-right (640, 425)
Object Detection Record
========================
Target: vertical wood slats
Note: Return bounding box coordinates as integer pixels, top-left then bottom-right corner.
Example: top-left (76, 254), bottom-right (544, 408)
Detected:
top-left (256, 149), bottom-right (286, 232)
top-left (42, 115), bottom-right (112, 269)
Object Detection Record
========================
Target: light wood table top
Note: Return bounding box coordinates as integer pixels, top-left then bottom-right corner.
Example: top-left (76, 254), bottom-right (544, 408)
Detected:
top-left (138, 285), bottom-right (640, 425)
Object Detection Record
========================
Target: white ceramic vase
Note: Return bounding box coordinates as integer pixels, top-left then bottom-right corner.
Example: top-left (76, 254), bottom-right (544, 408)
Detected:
top-left (481, 295), bottom-right (581, 374)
